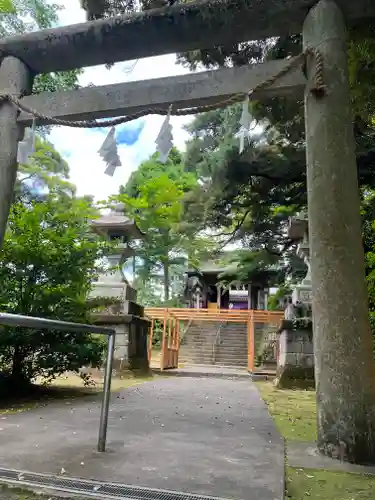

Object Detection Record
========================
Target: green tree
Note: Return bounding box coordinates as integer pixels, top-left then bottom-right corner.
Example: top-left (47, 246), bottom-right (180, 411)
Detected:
top-left (0, 0), bottom-right (81, 94)
top-left (182, 105), bottom-right (306, 284)
top-left (0, 196), bottom-right (108, 390)
top-left (16, 136), bottom-right (76, 203)
top-left (362, 190), bottom-right (375, 311)
top-left (183, 99), bottom-right (375, 285)
top-left (118, 149), bottom-right (198, 302)
top-left (0, 0), bottom-right (15, 14)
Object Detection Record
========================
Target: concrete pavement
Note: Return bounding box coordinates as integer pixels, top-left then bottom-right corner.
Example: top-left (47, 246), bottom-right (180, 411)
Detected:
top-left (0, 377), bottom-right (284, 500)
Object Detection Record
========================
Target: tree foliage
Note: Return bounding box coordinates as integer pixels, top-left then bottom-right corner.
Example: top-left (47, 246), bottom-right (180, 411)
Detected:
top-left (0, 135), bottom-right (110, 391)
top-left (0, 0), bottom-right (15, 14)
top-left (16, 136), bottom-right (76, 203)
top-left (182, 103), bottom-right (306, 285)
top-left (0, 0), bottom-right (81, 95)
top-left (78, 0), bottom-right (375, 295)
top-left (182, 99), bottom-right (375, 288)
top-left (0, 195), bottom-right (108, 389)
top-left (118, 149), bottom-right (198, 302)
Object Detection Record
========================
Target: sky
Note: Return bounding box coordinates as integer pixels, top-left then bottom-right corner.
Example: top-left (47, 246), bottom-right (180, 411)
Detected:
top-left (50, 0), bottom-right (194, 200)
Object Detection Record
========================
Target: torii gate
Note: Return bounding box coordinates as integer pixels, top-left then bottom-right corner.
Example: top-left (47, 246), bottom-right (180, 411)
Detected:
top-left (0, 0), bottom-right (374, 464)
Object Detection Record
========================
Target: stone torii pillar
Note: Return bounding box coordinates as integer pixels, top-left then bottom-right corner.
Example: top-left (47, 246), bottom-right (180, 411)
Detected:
top-left (0, 57), bottom-right (32, 246)
top-left (303, 0), bottom-right (375, 463)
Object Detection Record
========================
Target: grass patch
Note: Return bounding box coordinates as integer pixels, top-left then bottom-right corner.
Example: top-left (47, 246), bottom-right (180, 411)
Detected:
top-left (286, 467), bottom-right (375, 499)
top-left (0, 401), bottom-right (40, 415)
top-left (0, 372), bottom-right (153, 415)
top-left (256, 381), bottom-right (316, 441)
top-left (49, 372), bottom-right (153, 391)
top-left (0, 483), bottom-right (67, 500)
top-left (257, 382), bottom-right (375, 499)
top-left (0, 484), bottom-right (42, 500)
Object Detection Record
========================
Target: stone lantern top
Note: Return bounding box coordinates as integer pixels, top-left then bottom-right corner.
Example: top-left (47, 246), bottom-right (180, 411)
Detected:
top-left (287, 211), bottom-right (312, 306)
top-left (288, 210), bottom-right (308, 242)
top-left (91, 203), bottom-right (144, 241)
top-left (288, 211), bottom-right (309, 260)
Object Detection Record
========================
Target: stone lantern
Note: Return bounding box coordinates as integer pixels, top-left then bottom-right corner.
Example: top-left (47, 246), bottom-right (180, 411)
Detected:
top-left (275, 211), bottom-right (314, 389)
top-left (90, 203), bottom-right (150, 373)
top-left (90, 202), bottom-right (142, 310)
top-left (288, 211), bottom-right (312, 307)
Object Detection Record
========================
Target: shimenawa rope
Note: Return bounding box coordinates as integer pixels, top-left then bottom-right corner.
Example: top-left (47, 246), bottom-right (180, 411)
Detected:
top-left (0, 48), bottom-right (325, 129)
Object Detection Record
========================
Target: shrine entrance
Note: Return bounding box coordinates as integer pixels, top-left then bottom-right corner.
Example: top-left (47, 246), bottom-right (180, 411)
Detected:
top-left (146, 307), bottom-right (284, 371)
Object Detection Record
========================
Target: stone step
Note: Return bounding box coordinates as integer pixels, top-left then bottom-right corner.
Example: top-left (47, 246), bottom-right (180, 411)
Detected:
top-left (215, 355), bottom-right (248, 361)
top-left (187, 327), bottom-right (247, 332)
top-left (215, 353), bottom-right (248, 358)
top-left (218, 350), bottom-right (248, 354)
top-left (184, 332), bottom-right (247, 338)
top-left (181, 348), bottom-right (248, 355)
top-left (181, 360), bottom-right (248, 367)
top-left (188, 346), bottom-right (248, 350)
top-left (181, 354), bottom-right (248, 362)
top-left (182, 342), bottom-right (247, 347)
top-left (188, 331), bottom-right (247, 337)
top-left (183, 339), bottom-right (247, 345)
top-left (183, 348), bottom-right (247, 351)
top-left (185, 341), bottom-right (247, 346)
top-left (185, 335), bottom-right (247, 341)
top-left (189, 327), bottom-right (246, 331)
top-left (182, 321), bottom-right (250, 367)
top-left (184, 340), bottom-right (247, 343)
top-left (182, 345), bottom-right (247, 350)
top-left (220, 329), bottom-right (247, 333)
top-left (181, 358), bottom-right (248, 364)
top-left (182, 348), bottom-right (247, 353)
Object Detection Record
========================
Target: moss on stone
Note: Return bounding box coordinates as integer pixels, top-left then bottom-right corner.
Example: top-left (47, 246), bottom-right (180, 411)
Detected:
top-left (275, 365), bottom-right (315, 389)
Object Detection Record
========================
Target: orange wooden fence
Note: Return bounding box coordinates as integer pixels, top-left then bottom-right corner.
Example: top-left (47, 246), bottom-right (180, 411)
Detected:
top-left (145, 308), bottom-right (284, 371)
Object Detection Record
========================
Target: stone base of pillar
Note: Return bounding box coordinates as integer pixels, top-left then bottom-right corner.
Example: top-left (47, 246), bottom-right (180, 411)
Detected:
top-left (93, 313), bottom-right (150, 375)
top-left (275, 320), bottom-right (314, 389)
top-left (128, 317), bottom-right (151, 375)
top-left (112, 323), bottom-right (130, 371)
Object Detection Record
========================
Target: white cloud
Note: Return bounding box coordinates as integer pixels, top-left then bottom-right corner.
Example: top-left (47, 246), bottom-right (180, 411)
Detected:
top-left (49, 0), bottom-right (193, 200)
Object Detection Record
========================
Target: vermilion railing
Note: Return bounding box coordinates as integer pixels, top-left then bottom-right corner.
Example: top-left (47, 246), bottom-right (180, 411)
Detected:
top-left (145, 307), bottom-right (284, 372)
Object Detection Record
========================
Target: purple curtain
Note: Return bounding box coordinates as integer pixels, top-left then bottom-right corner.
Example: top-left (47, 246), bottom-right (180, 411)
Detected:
top-left (230, 302), bottom-right (248, 310)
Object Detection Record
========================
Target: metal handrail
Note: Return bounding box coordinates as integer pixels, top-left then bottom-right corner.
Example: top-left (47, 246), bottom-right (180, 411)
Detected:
top-left (0, 312), bottom-right (115, 453)
top-left (0, 312), bottom-right (115, 334)
top-left (212, 321), bottom-right (224, 364)
top-left (181, 317), bottom-right (193, 344)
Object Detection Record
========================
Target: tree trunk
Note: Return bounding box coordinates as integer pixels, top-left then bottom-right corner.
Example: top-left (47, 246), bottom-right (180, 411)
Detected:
top-left (11, 346), bottom-right (28, 391)
top-left (163, 263), bottom-right (169, 302)
top-left (303, 0), bottom-right (375, 464)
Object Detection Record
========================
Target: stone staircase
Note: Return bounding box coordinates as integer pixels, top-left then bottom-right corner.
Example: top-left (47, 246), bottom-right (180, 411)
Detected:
top-left (179, 321), bottom-right (248, 367)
